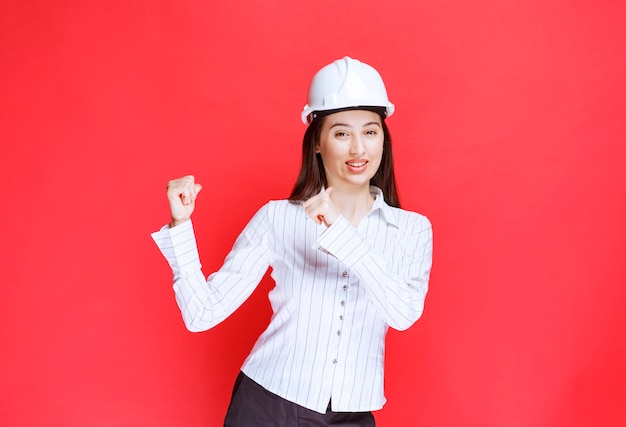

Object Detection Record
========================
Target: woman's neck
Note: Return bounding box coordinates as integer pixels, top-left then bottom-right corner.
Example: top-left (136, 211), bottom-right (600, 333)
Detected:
top-left (328, 185), bottom-right (374, 227)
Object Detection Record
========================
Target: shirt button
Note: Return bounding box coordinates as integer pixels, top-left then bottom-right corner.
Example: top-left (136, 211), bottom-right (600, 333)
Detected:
top-left (332, 359), bottom-right (337, 364)
top-left (339, 315), bottom-right (343, 320)
top-left (343, 285), bottom-right (348, 291)
top-left (340, 301), bottom-right (345, 307)
top-left (342, 271), bottom-right (348, 277)
top-left (337, 330), bottom-right (341, 336)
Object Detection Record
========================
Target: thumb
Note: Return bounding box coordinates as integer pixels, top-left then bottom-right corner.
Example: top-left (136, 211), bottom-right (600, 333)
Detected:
top-left (194, 183), bottom-right (203, 194)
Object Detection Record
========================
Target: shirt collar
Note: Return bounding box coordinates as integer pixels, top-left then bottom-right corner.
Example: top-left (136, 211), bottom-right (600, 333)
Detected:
top-left (369, 186), bottom-right (400, 228)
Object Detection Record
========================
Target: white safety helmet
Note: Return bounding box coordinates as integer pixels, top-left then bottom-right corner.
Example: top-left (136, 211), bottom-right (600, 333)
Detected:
top-left (301, 56), bottom-right (395, 124)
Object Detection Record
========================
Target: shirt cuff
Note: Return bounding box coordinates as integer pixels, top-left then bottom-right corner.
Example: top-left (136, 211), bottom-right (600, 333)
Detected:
top-left (151, 219), bottom-right (202, 275)
top-left (315, 215), bottom-right (369, 268)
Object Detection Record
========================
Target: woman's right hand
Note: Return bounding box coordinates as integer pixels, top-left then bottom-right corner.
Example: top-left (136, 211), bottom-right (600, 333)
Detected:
top-left (166, 175), bottom-right (203, 227)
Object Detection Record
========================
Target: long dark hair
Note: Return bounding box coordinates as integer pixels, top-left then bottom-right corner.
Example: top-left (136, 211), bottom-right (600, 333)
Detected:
top-left (288, 113), bottom-right (401, 208)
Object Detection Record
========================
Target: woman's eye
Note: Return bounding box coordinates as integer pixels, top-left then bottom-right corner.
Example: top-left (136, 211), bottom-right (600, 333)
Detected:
top-left (335, 131), bottom-right (348, 137)
top-left (365, 129), bottom-right (378, 135)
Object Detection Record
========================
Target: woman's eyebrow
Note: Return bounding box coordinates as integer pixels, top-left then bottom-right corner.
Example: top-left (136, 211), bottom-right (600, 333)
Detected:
top-left (329, 122), bottom-right (351, 129)
top-left (364, 121), bottom-right (382, 128)
top-left (329, 121), bottom-right (381, 129)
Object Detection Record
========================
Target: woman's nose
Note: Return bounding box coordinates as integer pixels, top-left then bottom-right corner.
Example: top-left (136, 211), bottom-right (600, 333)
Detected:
top-left (349, 135), bottom-right (365, 154)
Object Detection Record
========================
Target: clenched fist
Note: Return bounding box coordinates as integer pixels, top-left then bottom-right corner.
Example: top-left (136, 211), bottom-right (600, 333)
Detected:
top-left (302, 187), bottom-right (340, 227)
top-left (166, 175), bottom-right (203, 227)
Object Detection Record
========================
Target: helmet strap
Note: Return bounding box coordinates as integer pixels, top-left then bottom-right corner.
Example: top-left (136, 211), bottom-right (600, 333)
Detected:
top-left (311, 106), bottom-right (387, 122)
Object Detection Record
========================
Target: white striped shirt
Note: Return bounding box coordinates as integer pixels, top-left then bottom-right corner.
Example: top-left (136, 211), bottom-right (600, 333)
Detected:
top-left (151, 187), bottom-right (433, 414)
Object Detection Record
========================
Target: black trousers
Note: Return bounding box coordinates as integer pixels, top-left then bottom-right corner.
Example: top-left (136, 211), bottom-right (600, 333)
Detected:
top-left (224, 372), bottom-right (376, 427)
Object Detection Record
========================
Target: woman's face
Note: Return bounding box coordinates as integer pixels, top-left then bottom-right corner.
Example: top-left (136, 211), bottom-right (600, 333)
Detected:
top-left (316, 109), bottom-right (384, 191)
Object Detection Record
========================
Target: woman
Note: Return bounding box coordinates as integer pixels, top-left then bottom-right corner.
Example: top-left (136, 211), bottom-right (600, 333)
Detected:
top-left (152, 56), bottom-right (433, 426)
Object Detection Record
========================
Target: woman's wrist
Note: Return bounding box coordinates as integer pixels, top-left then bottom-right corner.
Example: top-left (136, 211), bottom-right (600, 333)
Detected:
top-left (170, 218), bottom-right (189, 228)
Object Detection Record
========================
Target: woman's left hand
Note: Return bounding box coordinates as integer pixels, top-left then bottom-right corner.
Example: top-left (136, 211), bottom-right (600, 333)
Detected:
top-left (303, 188), bottom-right (340, 227)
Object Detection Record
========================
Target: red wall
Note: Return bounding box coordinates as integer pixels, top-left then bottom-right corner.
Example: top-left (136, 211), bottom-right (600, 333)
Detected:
top-left (1, 1), bottom-right (625, 426)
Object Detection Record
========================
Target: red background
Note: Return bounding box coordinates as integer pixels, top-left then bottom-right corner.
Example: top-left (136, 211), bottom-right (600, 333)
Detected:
top-left (1, 1), bottom-right (625, 426)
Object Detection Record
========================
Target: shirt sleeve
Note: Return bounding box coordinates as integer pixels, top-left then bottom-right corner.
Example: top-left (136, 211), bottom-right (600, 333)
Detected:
top-left (151, 205), bottom-right (272, 332)
top-left (316, 213), bottom-right (433, 331)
